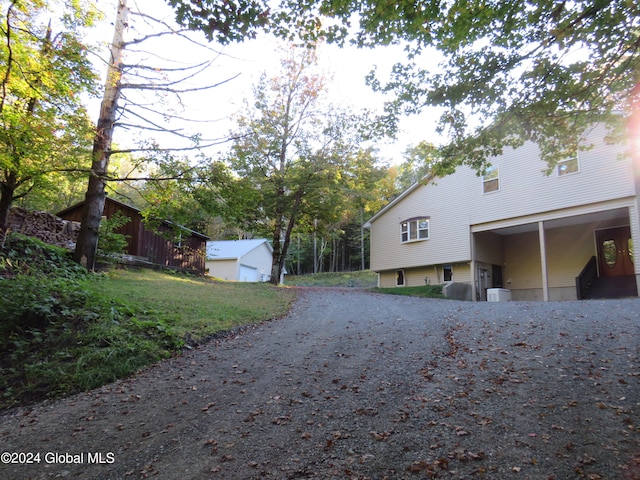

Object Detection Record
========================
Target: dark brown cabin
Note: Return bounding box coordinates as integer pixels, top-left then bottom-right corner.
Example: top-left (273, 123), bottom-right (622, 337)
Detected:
top-left (57, 198), bottom-right (208, 274)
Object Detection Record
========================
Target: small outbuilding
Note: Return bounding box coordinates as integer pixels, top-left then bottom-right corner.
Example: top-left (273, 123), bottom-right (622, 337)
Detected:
top-left (205, 239), bottom-right (273, 282)
top-left (57, 197), bottom-right (208, 274)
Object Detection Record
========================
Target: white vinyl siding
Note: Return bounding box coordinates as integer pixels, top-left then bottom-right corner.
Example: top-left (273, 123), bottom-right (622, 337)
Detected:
top-left (369, 175), bottom-right (473, 272)
top-left (205, 259), bottom-right (236, 280)
top-left (467, 125), bottom-right (633, 227)
top-left (367, 123), bottom-right (635, 283)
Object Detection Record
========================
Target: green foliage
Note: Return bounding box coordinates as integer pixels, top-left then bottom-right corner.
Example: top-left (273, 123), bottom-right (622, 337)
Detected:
top-left (138, 155), bottom-right (237, 236)
top-left (396, 141), bottom-right (439, 190)
top-left (167, 0), bottom-right (270, 43)
top-left (97, 210), bottom-right (130, 258)
top-left (226, 44), bottom-right (384, 282)
top-left (0, 233), bottom-right (86, 278)
top-left (285, 270), bottom-right (378, 287)
top-left (347, 0), bottom-right (637, 169)
top-left (0, 234), bottom-right (182, 408)
top-left (172, 0), bottom-right (639, 171)
top-left (0, 0), bottom-right (100, 231)
top-left (0, 235), bottom-right (295, 409)
top-left (0, 274), bottom-right (182, 408)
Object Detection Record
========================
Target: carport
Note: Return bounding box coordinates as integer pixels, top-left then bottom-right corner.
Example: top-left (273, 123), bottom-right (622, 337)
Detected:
top-left (470, 202), bottom-right (639, 301)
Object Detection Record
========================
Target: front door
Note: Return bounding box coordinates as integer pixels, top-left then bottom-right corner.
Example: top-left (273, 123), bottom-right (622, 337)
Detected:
top-left (477, 267), bottom-right (489, 301)
top-left (596, 226), bottom-right (635, 277)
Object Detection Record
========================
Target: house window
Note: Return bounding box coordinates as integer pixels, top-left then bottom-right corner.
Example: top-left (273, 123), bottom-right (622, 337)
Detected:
top-left (557, 156), bottom-right (579, 176)
top-left (401, 218), bottom-right (430, 243)
top-left (443, 265), bottom-right (453, 282)
top-left (396, 270), bottom-right (405, 286)
top-left (482, 165), bottom-right (499, 193)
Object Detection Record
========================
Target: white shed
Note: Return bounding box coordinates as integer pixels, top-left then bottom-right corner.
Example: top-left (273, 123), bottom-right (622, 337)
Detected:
top-left (205, 239), bottom-right (273, 282)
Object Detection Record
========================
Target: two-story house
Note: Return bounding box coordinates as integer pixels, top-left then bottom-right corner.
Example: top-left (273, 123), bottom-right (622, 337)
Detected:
top-left (365, 124), bottom-right (639, 301)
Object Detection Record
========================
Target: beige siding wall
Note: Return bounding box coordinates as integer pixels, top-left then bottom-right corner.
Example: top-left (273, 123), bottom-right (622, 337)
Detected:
top-left (206, 259), bottom-right (237, 280)
top-left (468, 125), bottom-right (634, 228)
top-left (370, 173), bottom-right (473, 272)
top-left (474, 232), bottom-right (505, 265)
top-left (502, 223), bottom-right (613, 300)
top-left (369, 124), bottom-right (636, 289)
top-left (378, 263), bottom-right (471, 289)
top-left (503, 231), bottom-right (543, 291)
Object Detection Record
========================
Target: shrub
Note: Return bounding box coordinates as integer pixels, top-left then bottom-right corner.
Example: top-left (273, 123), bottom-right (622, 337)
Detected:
top-left (97, 211), bottom-right (130, 260)
top-left (0, 233), bottom-right (86, 278)
top-left (0, 233), bottom-right (182, 409)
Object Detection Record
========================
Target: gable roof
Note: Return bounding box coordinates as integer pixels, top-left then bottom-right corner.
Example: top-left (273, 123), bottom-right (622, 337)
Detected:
top-left (57, 197), bottom-right (209, 240)
top-left (364, 173), bottom-right (436, 229)
top-left (206, 239), bottom-right (273, 260)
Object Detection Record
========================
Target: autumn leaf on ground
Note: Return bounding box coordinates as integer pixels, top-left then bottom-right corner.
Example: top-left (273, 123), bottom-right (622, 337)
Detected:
top-left (370, 430), bottom-right (393, 441)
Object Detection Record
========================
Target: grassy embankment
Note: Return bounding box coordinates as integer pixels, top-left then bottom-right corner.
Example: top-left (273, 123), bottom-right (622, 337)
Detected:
top-left (1, 235), bottom-right (444, 409)
top-left (0, 234), bottom-right (295, 409)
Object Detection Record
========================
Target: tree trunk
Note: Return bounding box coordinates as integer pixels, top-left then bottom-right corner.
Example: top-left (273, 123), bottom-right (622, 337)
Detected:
top-left (0, 177), bottom-right (15, 238)
top-left (73, 0), bottom-right (127, 270)
top-left (270, 191), bottom-right (302, 285)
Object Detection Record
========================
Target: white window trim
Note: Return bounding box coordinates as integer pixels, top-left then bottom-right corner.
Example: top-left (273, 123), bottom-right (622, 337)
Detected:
top-left (401, 217), bottom-right (430, 243)
top-left (556, 155), bottom-right (580, 177)
top-left (482, 165), bottom-right (500, 194)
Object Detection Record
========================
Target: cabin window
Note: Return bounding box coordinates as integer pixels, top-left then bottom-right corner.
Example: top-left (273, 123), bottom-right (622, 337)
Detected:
top-left (482, 165), bottom-right (499, 193)
top-left (557, 156), bottom-right (579, 176)
top-left (401, 218), bottom-right (430, 243)
top-left (396, 270), bottom-right (405, 286)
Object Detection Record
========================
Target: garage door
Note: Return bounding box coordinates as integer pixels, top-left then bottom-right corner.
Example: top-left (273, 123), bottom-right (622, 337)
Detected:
top-left (239, 264), bottom-right (259, 282)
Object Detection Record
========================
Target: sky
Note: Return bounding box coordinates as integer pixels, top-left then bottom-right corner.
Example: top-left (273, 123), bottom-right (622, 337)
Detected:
top-left (87, 0), bottom-right (445, 165)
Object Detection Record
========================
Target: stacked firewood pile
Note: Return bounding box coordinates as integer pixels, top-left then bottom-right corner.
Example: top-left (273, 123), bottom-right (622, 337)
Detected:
top-left (7, 207), bottom-right (80, 249)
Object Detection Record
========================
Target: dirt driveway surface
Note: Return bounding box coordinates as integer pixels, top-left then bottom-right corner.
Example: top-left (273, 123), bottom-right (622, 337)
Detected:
top-left (1, 288), bottom-right (640, 479)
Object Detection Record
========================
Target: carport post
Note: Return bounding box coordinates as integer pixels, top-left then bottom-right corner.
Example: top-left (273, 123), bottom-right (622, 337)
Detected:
top-left (470, 228), bottom-right (477, 301)
top-left (538, 221), bottom-right (549, 302)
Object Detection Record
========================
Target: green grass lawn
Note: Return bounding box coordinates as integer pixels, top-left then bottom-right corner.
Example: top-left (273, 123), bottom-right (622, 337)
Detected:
top-left (0, 232), bottom-right (443, 410)
top-left (285, 270), bottom-right (378, 287)
top-left (0, 258), bottom-right (295, 409)
top-left (91, 268), bottom-right (295, 341)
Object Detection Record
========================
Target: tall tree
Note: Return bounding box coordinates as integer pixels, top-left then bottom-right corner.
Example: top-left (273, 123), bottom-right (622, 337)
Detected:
top-left (73, 0), bottom-right (243, 270)
top-left (227, 45), bottom-right (376, 284)
top-left (396, 141), bottom-right (439, 191)
top-left (172, 0), bottom-right (640, 171)
top-left (0, 0), bottom-right (98, 235)
top-left (73, 0), bottom-right (127, 269)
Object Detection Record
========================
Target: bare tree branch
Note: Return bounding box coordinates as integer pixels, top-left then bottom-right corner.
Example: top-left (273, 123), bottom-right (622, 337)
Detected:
top-left (120, 73), bottom-right (240, 93)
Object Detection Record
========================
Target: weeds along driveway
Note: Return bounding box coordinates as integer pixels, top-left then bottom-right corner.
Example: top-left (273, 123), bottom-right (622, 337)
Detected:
top-left (1, 288), bottom-right (639, 479)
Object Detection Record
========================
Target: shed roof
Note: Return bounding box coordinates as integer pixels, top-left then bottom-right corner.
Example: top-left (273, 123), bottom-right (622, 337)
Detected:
top-left (57, 197), bottom-right (209, 240)
top-left (206, 239), bottom-right (273, 260)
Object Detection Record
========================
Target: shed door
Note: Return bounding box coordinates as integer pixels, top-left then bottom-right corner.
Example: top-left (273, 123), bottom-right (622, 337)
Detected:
top-left (597, 226), bottom-right (634, 277)
top-left (239, 264), bottom-right (259, 282)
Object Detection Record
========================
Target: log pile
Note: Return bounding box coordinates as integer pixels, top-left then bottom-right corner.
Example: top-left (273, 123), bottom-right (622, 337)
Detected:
top-left (7, 206), bottom-right (80, 249)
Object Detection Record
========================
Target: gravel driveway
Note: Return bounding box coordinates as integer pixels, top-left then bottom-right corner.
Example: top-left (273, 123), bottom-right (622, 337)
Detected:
top-left (1, 288), bottom-right (639, 479)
